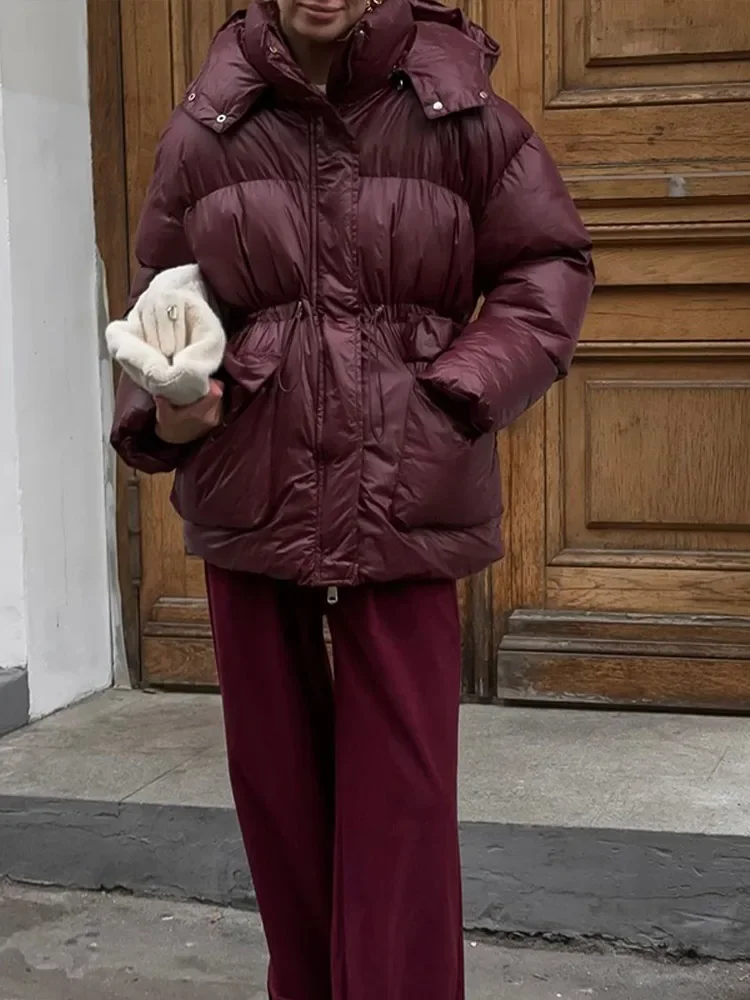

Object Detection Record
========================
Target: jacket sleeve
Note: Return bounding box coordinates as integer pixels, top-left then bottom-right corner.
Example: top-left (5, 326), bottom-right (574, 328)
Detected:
top-left (110, 112), bottom-right (197, 475)
top-left (420, 133), bottom-right (594, 436)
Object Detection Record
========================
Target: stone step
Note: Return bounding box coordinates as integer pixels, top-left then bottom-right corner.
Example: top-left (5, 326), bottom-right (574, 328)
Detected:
top-left (1, 691), bottom-right (749, 959)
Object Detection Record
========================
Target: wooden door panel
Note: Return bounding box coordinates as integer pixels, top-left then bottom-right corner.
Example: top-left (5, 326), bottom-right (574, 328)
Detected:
top-left (584, 380), bottom-right (747, 530)
top-left (583, 288), bottom-right (750, 342)
top-left (122, 0), bottom-right (245, 686)
top-left (496, 0), bottom-right (750, 708)
top-left (548, 0), bottom-right (750, 104)
top-left (102, 0), bottom-right (750, 704)
top-left (592, 228), bottom-right (749, 287)
top-left (557, 355), bottom-right (750, 551)
top-left (116, 0), bottom-right (502, 690)
top-left (589, 0), bottom-right (749, 63)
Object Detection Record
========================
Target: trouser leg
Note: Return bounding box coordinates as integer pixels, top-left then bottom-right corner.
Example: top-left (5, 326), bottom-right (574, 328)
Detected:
top-left (206, 565), bottom-right (334, 1000)
top-left (328, 580), bottom-right (465, 1000)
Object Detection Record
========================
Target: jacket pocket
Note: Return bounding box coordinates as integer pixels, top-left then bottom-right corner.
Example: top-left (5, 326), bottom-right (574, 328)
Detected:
top-left (171, 385), bottom-right (278, 531)
top-left (171, 311), bottom-right (297, 531)
top-left (391, 382), bottom-right (501, 531)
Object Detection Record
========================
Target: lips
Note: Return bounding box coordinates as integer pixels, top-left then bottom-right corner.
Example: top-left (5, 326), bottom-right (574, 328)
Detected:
top-left (298, 2), bottom-right (345, 13)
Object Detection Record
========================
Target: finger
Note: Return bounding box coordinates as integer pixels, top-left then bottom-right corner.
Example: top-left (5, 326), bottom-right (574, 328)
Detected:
top-left (139, 302), bottom-right (159, 351)
top-left (154, 300), bottom-right (178, 358)
top-left (154, 396), bottom-right (179, 418)
top-left (195, 394), bottom-right (222, 420)
top-left (188, 382), bottom-right (222, 414)
top-left (161, 294), bottom-right (188, 355)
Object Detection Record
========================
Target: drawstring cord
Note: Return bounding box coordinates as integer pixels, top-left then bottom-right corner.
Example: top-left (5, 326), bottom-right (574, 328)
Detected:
top-left (363, 305), bottom-right (387, 443)
top-left (274, 303), bottom-right (390, 446)
top-left (276, 299), bottom-right (313, 394)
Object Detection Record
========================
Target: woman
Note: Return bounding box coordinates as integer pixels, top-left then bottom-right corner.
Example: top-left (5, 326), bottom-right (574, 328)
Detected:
top-left (112, 0), bottom-right (593, 996)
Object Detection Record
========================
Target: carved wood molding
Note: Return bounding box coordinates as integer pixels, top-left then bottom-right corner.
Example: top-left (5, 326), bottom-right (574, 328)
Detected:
top-left (145, 596), bottom-right (212, 638)
top-left (589, 221), bottom-right (750, 245)
top-left (565, 167), bottom-right (750, 206)
top-left (544, 0), bottom-right (750, 109)
top-left (575, 340), bottom-right (750, 360)
top-left (550, 549), bottom-right (750, 571)
top-left (548, 83), bottom-right (750, 109)
top-left (588, 223), bottom-right (750, 285)
top-left (498, 609), bottom-right (750, 709)
top-left (501, 610), bottom-right (750, 661)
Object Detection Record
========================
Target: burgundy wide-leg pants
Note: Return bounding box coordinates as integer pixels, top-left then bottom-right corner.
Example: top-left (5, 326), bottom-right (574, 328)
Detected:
top-left (205, 564), bottom-right (465, 1000)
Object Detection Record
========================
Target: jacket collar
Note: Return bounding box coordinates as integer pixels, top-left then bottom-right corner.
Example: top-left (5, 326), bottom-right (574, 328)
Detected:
top-left (181, 13), bottom-right (267, 133)
top-left (400, 1), bottom-right (499, 118)
top-left (182, 0), bottom-right (497, 132)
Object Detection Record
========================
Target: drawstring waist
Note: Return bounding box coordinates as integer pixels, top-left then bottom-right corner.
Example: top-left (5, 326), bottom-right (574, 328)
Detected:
top-left (275, 303), bottom-right (391, 448)
top-left (363, 305), bottom-right (387, 442)
top-left (276, 298), bottom-right (315, 393)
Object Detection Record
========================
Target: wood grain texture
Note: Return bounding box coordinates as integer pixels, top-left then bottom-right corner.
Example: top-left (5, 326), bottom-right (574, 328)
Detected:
top-left (112, 0), bottom-right (750, 703)
top-left (589, 0), bottom-right (750, 63)
top-left (460, 570), bottom-right (496, 701)
top-left (499, 652), bottom-right (750, 709)
top-left (547, 566), bottom-right (750, 616)
top-left (504, 608), bottom-right (750, 644)
top-left (88, 0), bottom-right (141, 682)
top-left (499, 609), bottom-right (750, 708)
top-left (546, 0), bottom-right (750, 106)
top-left (116, 0), bottom-right (510, 689)
top-left (581, 288), bottom-right (750, 342)
top-left (142, 636), bottom-right (218, 687)
top-left (560, 352), bottom-right (750, 557)
top-left (171, 0), bottom-right (243, 98)
top-left (586, 381), bottom-right (750, 529)
top-left (590, 224), bottom-right (750, 286)
top-left (509, 402), bottom-right (547, 611)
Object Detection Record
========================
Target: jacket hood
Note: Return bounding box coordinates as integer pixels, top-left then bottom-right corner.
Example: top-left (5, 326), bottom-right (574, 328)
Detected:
top-left (183, 0), bottom-right (499, 133)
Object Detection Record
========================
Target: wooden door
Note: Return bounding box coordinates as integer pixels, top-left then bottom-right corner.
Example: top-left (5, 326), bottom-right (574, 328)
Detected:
top-left (94, 1), bottom-right (750, 705)
top-left (492, 0), bottom-right (750, 708)
top-left (92, 0), bottom-right (504, 689)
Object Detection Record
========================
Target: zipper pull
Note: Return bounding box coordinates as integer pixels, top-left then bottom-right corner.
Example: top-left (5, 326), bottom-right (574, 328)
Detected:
top-left (326, 586), bottom-right (339, 606)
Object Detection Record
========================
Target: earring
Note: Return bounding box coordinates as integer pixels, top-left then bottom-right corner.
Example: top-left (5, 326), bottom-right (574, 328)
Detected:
top-left (365, 0), bottom-right (383, 12)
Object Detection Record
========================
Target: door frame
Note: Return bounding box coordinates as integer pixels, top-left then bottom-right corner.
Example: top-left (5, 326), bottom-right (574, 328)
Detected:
top-left (88, 0), bottom-right (510, 697)
top-left (89, 0), bottom-right (142, 685)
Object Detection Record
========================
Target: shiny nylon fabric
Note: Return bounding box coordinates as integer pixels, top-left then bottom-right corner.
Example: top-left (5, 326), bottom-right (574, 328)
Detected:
top-left (111, 0), bottom-right (594, 586)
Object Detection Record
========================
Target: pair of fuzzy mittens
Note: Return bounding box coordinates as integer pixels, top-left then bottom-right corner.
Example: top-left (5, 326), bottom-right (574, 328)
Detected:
top-left (106, 265), bottom-right (226, 406)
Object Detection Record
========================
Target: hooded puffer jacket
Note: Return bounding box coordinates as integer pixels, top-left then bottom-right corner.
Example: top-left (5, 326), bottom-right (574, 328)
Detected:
top-left (112, 0), bottom-right (594, 586)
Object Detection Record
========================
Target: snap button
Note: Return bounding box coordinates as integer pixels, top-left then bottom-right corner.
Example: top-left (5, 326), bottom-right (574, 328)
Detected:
top-left (432, 100), bottom-right (444, 111)
top-left (479, 91), bottom-right (488, 100)
top-left (216, 113), bottom-right (227, 124)
top-left (187, 92), bottom-right (196, 102)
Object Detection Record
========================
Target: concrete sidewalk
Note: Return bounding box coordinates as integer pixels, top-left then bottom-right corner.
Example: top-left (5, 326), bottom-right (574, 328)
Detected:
top-left (2, 883), bottom-right (749, 1000)
top-left (3, 692), bottom-right (750, 958)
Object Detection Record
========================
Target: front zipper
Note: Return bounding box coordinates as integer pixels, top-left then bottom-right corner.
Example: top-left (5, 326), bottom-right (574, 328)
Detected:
top-left (309, 118), bottom-right (326, 582)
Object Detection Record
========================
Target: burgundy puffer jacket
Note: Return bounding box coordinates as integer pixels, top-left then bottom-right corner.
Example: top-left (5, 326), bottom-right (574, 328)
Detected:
top-left (112, 0), bottom-right (594, 587)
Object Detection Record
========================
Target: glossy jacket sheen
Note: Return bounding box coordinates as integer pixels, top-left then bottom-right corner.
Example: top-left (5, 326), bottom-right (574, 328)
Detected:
top-left (111, 0), bottom-right (594, 586)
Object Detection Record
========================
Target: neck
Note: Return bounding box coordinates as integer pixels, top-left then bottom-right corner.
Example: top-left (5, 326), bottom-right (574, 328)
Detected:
top-left (286, 33), bottom-right (337, 86)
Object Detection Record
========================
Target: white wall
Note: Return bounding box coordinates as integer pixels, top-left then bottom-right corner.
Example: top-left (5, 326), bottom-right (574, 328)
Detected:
top-left (0, 84), bottom-right (27, 673)
top-left (0, 0), bottom-right (112, 716)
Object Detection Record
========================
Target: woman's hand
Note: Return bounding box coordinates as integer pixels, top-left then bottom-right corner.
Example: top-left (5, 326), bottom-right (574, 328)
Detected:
top-left (155, 379), bottom-right (224, 445)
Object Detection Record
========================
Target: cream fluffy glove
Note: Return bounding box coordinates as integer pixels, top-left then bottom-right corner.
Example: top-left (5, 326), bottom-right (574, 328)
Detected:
top-left (106, 264), bottom-right (226, 406)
